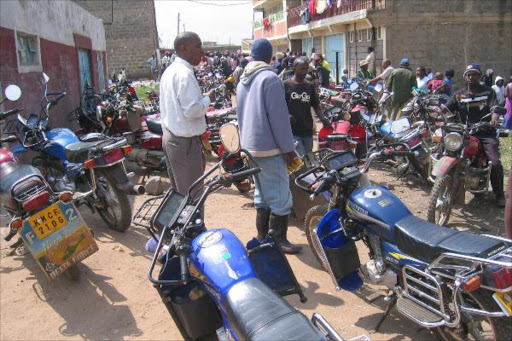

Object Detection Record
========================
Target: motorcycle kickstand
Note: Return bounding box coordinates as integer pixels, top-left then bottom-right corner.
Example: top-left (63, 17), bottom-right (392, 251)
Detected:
top-left (372, 294), bottom-right (397, 333)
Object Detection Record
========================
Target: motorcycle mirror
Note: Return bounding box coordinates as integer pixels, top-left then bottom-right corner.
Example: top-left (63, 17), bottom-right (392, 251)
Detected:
top-left (219, 122), bottom-right (240, 154)
top-left (42, 72), bottom-right (50, 84)
top-left (374, 83), bottom-right (383, 93)
top-left (350, 82), bottom-right (359, 91)
top-left (4, 85), bottom-right (22, 102)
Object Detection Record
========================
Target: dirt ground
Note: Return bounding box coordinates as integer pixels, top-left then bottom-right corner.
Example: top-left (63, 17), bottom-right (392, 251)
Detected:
top-left (0, 150), bottom-right (507, 341)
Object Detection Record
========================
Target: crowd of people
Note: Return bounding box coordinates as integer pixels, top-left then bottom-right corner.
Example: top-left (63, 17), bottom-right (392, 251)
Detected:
top-left (159, 33), bottom-right (512, 246)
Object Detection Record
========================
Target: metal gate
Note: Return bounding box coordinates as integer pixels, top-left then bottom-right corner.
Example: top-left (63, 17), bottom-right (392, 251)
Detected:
top-left (78, 49), bottom-right (92, 97)
top-left (325, 34), bottom-right (345, 83)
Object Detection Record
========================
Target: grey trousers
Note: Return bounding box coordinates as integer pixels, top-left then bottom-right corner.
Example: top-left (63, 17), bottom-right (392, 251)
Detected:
top-left (162, 127), bottom-right (205, 196)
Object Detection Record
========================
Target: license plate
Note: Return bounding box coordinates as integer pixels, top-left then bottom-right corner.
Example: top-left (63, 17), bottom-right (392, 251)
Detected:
top-left (28, 203), bottom-right (68, 239)
top-left (493, 291), bottom-right (512, 316)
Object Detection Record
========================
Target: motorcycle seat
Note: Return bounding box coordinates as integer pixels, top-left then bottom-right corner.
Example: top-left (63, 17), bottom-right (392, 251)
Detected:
top-left (394, 215), bottom-right (506, 263)
top-left (146, 117), bottom-right (162, 135)
top-left (0, 162), bottom-right (43, 194)
top-left (224, 277), bottom-right (321, 341)
top-left (65, 140), bottom-right (110, 163)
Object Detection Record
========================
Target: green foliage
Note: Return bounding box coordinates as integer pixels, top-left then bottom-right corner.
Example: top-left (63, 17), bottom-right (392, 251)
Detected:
top-left (135, 83), bottom-right (159, 102)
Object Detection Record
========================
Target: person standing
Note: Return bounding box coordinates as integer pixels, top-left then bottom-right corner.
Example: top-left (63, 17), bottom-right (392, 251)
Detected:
top-left (284, 57), bottom-right (330, 157)
top-left (236, 38), bottom-right (301, 254)
top-left (313, 55), bottom-right (330, 88)
top-left (445, 63), bottom-right (505, 207)
top-left (504, 76), bottom-right (512, 129)
top-left (161, 51), bottom-right (171, 74)
top-left (160, 32), bottom-right (215, 194)
top-left (387, 58), bottom-right (417, 120)
top-left (492, 76), bottom-right (506, 106)
top-left (370, 59), bottom-right (394, 89)
top-left (482, 69), bottom-right (494, 87)
top-left (442, 68), bottom-right (455, 97)
top-left (416, 66), bottom-right (429, 92)
top-left (365, 47), bottom-right (376, 76)
top-left (147, 54), bottom-right (157, 81)
top-left (357, 60), bottom-right (373, 81)
top-left (505, 166), bottom-right (512, 238)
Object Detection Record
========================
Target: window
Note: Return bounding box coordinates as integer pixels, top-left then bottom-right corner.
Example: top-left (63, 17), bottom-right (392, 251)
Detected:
top-left (358, 30), bottom-right (363, 42)
top-left (367, 28), bottom-right (371, 41)
top-left (377, 26), bottom-right (383, 40)
top-left (16, 32), bottom-right (41, 73)
top-left (349, 31), bottom-right (354, 43)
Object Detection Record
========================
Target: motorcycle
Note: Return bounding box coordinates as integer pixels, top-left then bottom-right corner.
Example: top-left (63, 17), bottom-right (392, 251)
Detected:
top-left (2, 74), bottom-right (142, 232)
top-left (295, 145), bottom-right (512, 340)
top-left (427, 106), bottom-right (509, 225)
top-left (0, 85), bottom-right (98, 280)
top-left (143, 122), bottom-right (368, 341)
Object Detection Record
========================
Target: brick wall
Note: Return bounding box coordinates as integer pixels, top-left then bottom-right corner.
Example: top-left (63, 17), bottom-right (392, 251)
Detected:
top-left (73, 0), bottom-right (158, 79)
top-left (380, 0), bottom-right (512, 88)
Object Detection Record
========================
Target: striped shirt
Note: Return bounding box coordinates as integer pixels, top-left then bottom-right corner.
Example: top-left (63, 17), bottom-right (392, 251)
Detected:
top-left (446, 85), bottom-right (497, 125)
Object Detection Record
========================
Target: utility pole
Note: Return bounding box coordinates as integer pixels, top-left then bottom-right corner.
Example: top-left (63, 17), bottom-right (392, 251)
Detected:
top-left (177, 12), bottom-right (180, 34)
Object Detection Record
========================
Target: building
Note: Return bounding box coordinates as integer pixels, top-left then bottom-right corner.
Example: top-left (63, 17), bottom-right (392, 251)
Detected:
top-left (73, 0), bottom-right (159, 79)
top-left (253, 0), bottom-right (512, 86)
top-left (0, 0), bottom-right (107, 128)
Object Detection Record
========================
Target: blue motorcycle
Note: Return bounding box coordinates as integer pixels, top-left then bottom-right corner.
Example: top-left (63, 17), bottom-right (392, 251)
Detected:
top-left (142, 123), bottom-right (367, 341)
top-left (295, 145), bottom-right (512, 340)
top-left (2, 73), bottom-right (144, 231)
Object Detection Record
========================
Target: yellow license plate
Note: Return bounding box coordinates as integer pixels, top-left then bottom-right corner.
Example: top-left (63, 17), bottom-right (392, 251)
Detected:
top-left (493, 291), bottom-right (512, 317)
top-left (28, 203), bottom-right (68, 239)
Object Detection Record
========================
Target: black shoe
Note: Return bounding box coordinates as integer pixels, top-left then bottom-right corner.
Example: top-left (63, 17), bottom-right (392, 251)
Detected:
top-left (270, 213), bottom-right (302, 254)
top-left (496, 194), bottom-right (506, 208)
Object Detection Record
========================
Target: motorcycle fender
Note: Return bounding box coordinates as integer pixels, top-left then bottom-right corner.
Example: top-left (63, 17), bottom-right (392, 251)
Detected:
top-left (102, 163), bottom-right (132, 191)
top-left (432, 156), bottom-right (458, 178)
top-left (316, 209), bottom-right (362, 292)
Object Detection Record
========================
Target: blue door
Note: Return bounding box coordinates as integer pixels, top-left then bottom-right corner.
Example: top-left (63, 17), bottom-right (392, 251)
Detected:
top-left (325, 34), bottom-right (345, 83)
top-left (78, 49), bottom-right (92, 98)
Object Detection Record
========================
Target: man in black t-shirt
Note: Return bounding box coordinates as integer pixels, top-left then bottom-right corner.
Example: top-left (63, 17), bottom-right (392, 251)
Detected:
top-left (445, 63), bottom-right (505, 207)
top-left (284, 57), bottom-right (330, 156)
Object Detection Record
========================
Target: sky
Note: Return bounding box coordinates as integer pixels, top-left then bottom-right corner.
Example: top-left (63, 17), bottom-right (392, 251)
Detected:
top-left (155, 0), bottom-right (254, 49)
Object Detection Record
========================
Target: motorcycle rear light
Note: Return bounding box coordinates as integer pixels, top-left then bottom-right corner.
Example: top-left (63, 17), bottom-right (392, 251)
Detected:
top-left (84, 159), bottom-right (96, 169)
top-left (58, 191), bottom-right (73, 202)
top-left (9, 218), bottom-right (23, 230)
top-left (463, 275), bottom-right (482, 292)
top-left (122, 145), bottom-right (133, 156)
top-left (22, 191), bottom-right (50, 212)
top-left (420, 130), bottom-right (429, 138)
top-left (318, 127), bottom-right (333, 142)
top-left (102, 148), bottom-right (123, 164)
top-left (107, 117), bottom-right (113, 124)
top-left (492, 268), bottom-right (512, 290)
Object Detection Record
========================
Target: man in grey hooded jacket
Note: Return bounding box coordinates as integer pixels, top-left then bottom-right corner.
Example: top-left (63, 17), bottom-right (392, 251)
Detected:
top-left (236, 38), bottom-right (301, 254)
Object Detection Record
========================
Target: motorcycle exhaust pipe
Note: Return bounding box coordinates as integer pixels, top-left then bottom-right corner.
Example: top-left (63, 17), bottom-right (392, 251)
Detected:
top-left (130, 184), bottom-right (146, 195)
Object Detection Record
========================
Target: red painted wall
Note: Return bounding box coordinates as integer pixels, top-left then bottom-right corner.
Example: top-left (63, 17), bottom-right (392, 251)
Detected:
top-left (254, 21), bottom-right (287, 39)
top-left (0, 27), bottom-right (107, 130)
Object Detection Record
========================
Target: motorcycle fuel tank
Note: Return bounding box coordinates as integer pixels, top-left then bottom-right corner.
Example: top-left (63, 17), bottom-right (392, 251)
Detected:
top-left (189, 228), bottom-right (256, 300)
top-left (44, 128), bottom-right (79, 160)
top-left (346, 186), bottom-right (411, 242)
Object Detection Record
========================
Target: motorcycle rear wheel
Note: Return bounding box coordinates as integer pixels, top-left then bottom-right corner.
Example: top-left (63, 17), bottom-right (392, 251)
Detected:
top-left (95, 171), bottom-right (132, 232)
top-left (304, 205), bottom-right (329, 270)
top-left (427, 174), bottom-right (453, 225)
top-left (432, 290), bottom-right (511, 341)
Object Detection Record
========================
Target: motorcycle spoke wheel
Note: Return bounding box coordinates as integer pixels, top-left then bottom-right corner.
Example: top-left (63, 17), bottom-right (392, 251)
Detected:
top-left (427, 174), bottom-right (453, 225)
top-left (95, 173), bottom-right (132, 232)
top-left (304, 205), bottom-right (329, 270)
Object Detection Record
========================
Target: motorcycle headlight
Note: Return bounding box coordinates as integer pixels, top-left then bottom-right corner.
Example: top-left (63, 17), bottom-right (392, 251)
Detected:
top-left (443, 132), bottom-right (463, 152)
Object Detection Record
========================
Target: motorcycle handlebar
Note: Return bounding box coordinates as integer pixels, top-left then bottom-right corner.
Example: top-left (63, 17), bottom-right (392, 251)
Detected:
top-left (0, 108), bottom-right (22, 120)
top-left (219, 167), bottom-right (261, 184)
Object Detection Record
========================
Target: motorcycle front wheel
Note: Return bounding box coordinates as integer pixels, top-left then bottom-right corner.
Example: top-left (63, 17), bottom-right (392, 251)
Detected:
top-left (432, 290), bottom-right (511, 341)
top-left (304, 205), bottom-right (329, 270)
top-left (427, 174), bottom-right (453, 225)
top-left (94, 171), bottom-right (132, 232)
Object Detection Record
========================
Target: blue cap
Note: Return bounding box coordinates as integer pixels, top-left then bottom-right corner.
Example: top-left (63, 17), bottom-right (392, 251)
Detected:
top-left (251, 38), bottom-right (273, 62)
top-left (400, 58), bottom-right (410, 66)
top-left (463, 63), bottom-right (482, 77)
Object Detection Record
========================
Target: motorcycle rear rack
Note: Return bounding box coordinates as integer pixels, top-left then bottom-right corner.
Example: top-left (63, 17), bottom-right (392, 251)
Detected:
top-left (132, 195), bottom-right (164, 237)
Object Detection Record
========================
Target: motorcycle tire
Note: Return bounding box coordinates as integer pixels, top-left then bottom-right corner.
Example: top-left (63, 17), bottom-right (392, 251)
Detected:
top-left (432, 290), bottom-right (512, 341)
top-left (95, 171), bottom-right (132, 232)
top-left (427, 174), bottom-right (453, 226)
top-left (66, 264), bottom-right (80, 281)
top-left (304, 205), bottom-right (329, 270)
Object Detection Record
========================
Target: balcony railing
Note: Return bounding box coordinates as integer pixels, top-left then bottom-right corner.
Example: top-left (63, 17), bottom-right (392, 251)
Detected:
top-left (254, 11), bottom-right (286, 29)
top-left (288, 0), bottom-right (386, 28)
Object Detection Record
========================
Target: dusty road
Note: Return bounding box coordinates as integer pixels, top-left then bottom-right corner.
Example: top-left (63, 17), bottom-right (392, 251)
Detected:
top-left (0, 154), bottom-right (507, 341)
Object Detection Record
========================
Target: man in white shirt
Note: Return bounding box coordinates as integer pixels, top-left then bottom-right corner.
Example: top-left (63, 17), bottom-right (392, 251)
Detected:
top-left (365, 47), bottom-right (376, 76)
top-left (416, 66), bottom-right (429, 93)
top-left (370, 59), bottom-right (394, 110)
top-left (160, 32), bottom-right (215, 194)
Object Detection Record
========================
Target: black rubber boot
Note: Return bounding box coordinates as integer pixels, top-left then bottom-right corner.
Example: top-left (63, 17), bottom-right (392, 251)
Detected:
top-left (270, 213), bottom-right (302, 254)
top-left (256, 208), bottom-right (271, 241)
